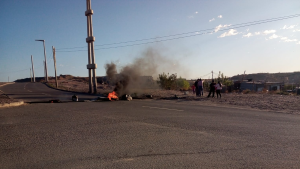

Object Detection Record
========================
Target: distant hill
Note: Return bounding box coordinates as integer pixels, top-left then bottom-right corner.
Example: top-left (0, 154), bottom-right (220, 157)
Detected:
top-left (231, 72), bottom-right (300, 84)
top-left (15, 77), bottom-right (45, 82)
top-left (14, 75), bottom-right (89, 83)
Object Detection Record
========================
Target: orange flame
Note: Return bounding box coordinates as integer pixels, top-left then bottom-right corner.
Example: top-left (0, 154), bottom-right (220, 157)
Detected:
top-left (108, 91), bottom-right (118, 101)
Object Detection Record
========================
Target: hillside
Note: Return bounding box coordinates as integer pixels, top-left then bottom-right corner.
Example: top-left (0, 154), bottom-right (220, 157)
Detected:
top-left (231, 72), bottom-right (300, 84)
top-left (14, 75), bottom-right (89, 83)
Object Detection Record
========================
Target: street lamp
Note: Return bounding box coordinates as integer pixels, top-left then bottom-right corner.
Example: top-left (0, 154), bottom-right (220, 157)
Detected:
top-left (35, 39), bottom-right (48, 82)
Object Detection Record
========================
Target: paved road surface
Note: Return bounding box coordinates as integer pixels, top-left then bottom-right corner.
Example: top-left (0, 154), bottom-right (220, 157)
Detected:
top-left (0, 82), bottom-right (100, 102)
top-left (1, 99), bottom-right (299, 168)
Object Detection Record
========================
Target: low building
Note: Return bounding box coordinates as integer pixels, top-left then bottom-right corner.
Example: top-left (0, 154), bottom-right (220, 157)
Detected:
top-left (264, 82), bottom-right (283, 91)
top-left (235, 80), bottom-right (283, 92)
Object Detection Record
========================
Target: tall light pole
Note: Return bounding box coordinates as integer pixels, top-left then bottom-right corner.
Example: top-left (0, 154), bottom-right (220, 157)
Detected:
top-left (35, 39), bottom-right (48, 82)
top-left (85, 0), bottom-right (97, 94)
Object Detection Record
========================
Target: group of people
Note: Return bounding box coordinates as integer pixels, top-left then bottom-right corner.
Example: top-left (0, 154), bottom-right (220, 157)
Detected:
top-left (192, 79), bottom-right (222, 98)
top-left (192, 79), bottom-right (204, 96)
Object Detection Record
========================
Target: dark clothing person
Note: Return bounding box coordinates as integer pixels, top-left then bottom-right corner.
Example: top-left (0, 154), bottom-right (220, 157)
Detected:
top-left (207, 81), bottom-right (216, 98)
top-left (194, 79), bottom-right (199, 96)
top-left (197, 79), bottom-right (203, 96)
top-left (198, 86), bottom-right (203, 96)
top-left (216, 90), bottom-right (221, 98)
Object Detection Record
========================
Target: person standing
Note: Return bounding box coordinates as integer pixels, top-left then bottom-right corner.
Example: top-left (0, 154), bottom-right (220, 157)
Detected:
top-left (215, 81), bottom-right (222, 98)
top-left (207, 80), bottom-right (216, 98)
top-left (197, 78), bottom-right (204, 96)
top-left (194, 79), bottom-right (199, 96)
top-left (192, 84), bottom-right (196, 94)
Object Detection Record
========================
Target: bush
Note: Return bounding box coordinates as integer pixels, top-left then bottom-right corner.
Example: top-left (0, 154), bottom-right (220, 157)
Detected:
top-left (216, 73), bottom-right (233, 87)
top-left (157, 73), bottom-right (190, 90)
top-left (46, 83), bottom-right (55, 88)
top-left (242, 89), bottom-right (251, 94)
top-left (276, 91), bottom-right (289, 95)
top-left (157, 73), bottom-right (177, 90)
top-left (177, 78), bottom-right (190, 90)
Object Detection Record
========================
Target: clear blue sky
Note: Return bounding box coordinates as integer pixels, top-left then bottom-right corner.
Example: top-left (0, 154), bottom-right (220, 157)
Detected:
top-left (1, 0), bottom-right (300, 82)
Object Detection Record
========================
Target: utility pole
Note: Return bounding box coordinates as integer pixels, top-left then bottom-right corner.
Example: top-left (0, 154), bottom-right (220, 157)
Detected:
top-left (52, 46), bottom-right (58, 88)
top-left (211, 71), bottom-right (213, 80)
top-left (30, 68), bottom-right (32, 82)
top-left (44, 61), bottom-right (46, 81)
top-left (242, 70), bottom-right (246, 81)
top-left (85, 0), bottom-right (97, 94)
top-left (31, 55), bottom-right (35, 82)
top-left (8, 76), bottom-right (9, 82)
top-left (35, 40), bottom-right (48, 82)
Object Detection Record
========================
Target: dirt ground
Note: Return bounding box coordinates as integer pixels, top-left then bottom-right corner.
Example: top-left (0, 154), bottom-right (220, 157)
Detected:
top-left (0, 94), bottom-right (15, 105)
top-left (45, 78), bottom-right (300, 115)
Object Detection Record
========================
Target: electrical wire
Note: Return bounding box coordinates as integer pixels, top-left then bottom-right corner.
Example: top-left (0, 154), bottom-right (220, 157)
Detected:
top-left (199, 73), bottom-right (212, 78)
top-left (56, 14), bottom-right (300, 52)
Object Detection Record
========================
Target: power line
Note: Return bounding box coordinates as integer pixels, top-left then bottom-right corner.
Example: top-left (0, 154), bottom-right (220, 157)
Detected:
top-left (57, 14), bottom-right (298, 52)
top-left (56, 14), bottom-right (300, 50)
top-left (56, 14), bottom-right (300, 52)
top-left (199, 73), bottom-right (212, 78)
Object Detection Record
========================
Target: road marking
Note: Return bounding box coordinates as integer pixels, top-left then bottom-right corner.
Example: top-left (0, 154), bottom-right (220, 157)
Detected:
top-left (27, 90), bottom-right (32, 92)
top-left (24, 83), bottom-right (28, 90)
top-left (142, 106), bottom-right (184, 112)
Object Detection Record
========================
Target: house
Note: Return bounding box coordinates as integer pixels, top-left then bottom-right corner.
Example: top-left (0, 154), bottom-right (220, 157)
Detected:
top-left (264, 82), bottom-right (283, 91)
top-left (239, 81), bottom-right (264, 91)
top-left (234, 80), bottom-right (283, 92)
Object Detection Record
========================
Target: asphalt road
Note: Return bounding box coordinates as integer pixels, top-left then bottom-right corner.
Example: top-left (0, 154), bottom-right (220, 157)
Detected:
top-left (1, 99), bottom-right (299, 168)
top-left (0, 82), bottom-right (100, 102)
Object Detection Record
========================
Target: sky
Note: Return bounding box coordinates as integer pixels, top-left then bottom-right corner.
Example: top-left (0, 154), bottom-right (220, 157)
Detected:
top-left (0, 0), bottom-right (300, 82)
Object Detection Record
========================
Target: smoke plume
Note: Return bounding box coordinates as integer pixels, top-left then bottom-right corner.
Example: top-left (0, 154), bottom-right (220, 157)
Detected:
top-left (105, 47), bottom-right (188, 96)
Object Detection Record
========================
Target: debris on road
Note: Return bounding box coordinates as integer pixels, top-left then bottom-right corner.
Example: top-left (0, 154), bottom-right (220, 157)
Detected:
top-left (72, 95), bottom-right (78, 102)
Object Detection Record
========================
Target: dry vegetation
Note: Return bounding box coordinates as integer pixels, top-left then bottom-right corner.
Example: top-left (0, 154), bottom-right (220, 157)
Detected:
top-left (0, 94), bottom-right (15, 105)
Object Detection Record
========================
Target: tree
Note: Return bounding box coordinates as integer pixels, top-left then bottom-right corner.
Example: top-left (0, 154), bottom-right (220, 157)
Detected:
top-left (216, 73), bottom-right (233, 86)
top-left (157, 73), bottom-right (177, 90)
top-left (176, 77), bottom-right (190, 90)
top-left (157, 73), bottom-right (191, 90)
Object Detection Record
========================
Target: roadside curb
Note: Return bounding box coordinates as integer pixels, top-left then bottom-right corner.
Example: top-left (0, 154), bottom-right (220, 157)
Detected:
top-left (0, 101), bottom-right (24, 108)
